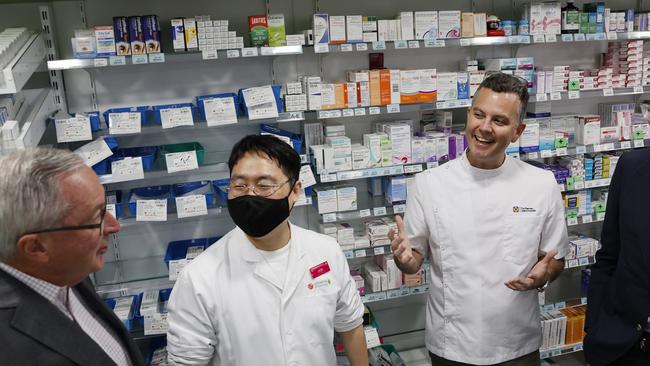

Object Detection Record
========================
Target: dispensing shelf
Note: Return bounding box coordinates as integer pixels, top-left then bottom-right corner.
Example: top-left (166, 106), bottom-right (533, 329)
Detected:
top-left (0, 33), bottom-right (46, 94)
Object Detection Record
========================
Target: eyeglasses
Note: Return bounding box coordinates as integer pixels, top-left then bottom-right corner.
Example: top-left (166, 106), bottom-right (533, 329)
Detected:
top-left (24, 206), bottom-right (107, 236)
top-left (226, 180), bottom-right (290, 198)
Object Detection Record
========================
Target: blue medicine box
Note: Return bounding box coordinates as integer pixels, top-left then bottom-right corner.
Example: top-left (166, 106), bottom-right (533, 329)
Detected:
top-left (238, 85), bottom-right (283, 118)
top-left (91, 137), bottom-right (119, 175)
top-left (110, 146), bottom-right (158, 172)
top-left (103, 295), bottom-right (138, 331)
top-left (171, 180), bottom-right (215, 208)
top-left (127, 185), bottom-right (172, 216)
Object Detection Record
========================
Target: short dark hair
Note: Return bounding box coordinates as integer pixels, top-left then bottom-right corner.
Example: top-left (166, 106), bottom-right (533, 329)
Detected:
top-left (228, 135), bottom-right (301, 186)
top-left (474, 72), bottom-right (529, 122)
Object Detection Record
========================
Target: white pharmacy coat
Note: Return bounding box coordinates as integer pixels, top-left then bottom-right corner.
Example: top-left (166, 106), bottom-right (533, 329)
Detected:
top-left (405, 153), bottom-right (569, 365)
top-left (166, 223), bottom-right (365, 366)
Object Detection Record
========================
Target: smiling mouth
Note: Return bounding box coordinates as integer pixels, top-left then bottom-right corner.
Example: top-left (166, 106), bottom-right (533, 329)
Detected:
top-left (474, 134), bottom-right (495, 144)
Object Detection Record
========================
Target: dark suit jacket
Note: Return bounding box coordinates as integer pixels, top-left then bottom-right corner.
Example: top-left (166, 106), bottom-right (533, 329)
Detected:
top-left (584, 148), bottom-right (650, 366)
top-left (0, 269), bottom-right (144, 366)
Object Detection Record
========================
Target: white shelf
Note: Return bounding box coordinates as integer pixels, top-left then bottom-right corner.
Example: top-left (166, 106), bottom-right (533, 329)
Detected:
top-left (567, 212), bottom-right (605, 227)
top-left (3, 88), bottom-right (57, 152)
top-left (565, 256), bottom-right (595, 269)
top-left (541, 298), bottom-right (588, 313)
top-left (99, 161), bottom-right (229, 185)
top-left (540, 342), bottom-right (583, 359)
top-left (0, 33), bottom-right (46, 94)
top-left (530, 86), bottom-right (650, 104)
top-left (361, 284), bottom-right (429, 303)
top-left (342, 244), bottom-right (391, 259)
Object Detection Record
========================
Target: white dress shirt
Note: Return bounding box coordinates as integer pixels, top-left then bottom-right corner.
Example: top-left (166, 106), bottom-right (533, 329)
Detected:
top-left (405, 153), bottom-right (569, 365)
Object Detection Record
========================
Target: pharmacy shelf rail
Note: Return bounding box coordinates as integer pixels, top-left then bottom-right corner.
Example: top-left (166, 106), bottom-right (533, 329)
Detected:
top-left (540, 342), bottom-right (583, 360)
top-left (565, 256), bottom-right (596, 270)
top-left (361, 284), bottom-right (430, 304)
top-left (541, 298), bottom-right (588, 313)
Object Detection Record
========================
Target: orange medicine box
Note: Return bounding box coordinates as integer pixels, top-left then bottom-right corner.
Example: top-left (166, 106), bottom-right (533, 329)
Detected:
top-left (369, 70), bottom-right (382, 106)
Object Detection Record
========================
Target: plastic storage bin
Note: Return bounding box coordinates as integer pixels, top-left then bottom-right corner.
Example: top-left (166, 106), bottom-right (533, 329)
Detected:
top-left (127, 185), bottom-right (172, 216)
top-left (103, 295), bottom-right (138, 331)
top-left (151, 103), bottom-right (198, 125)
top-left (172, 180), bottom-right (215, 207)
top-left (163, 238), bottom-right (210, 267)
top-left (158, 142), bottom-right (205, 169)
top-left (134, 288), bottom-right (173, 327)
top-left (91, 136), bottom-right (119, 175)
top-left (260, 123), bottom-right (302, 153)
top-left (195, 93), bottom-right (240, 121)
top-left (109, 146), bottom-right (158, 172)
top-left (102, 106), bottom-right (150, 128)
top-left (238, 85), bottom-right (283, 118)
top-left (211, 178), bottom-right (230, 204)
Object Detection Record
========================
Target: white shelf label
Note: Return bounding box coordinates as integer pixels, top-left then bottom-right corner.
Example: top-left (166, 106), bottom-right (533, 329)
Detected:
top-left (132, 54), bottom-right (148, 64)
top-left (540, 150), bottom-right (553, 158)
top-left (425, 39), bottom-right (445, 47)
top-left (556, 147), bottom-right (568, 156)
top-left (593, 144), bottom-right (603, 152)
top-left (579, 257), bottom-right (590, 266)
top-left (168, 259), bottom-right (189, 281)
top-left (202, 49), bottom-right (218, 60)
top-left (576, 146), bottom-right (587, 154)
top-left (574, 182), bottom-right (585, 190)
top-left (373, 207), bottom-right (387, 216)
top-left (374, 247), bottom-right (385, 256)
top-left (136, 199), bottom-right (167, 221)
top-left (603, 88), bottom-right (614, 96)
top-left (340, 43), bottom-right (353, 52)
top-left (260, 47), bottom-right (274, 56)
top-left (393, 204), bottom-right (406, 214)
top-left (364, 327), bottom-right (381, 349)
top-left (110, 157), bottom-right (144, 182)
top-left (408, 40), bottom-right (420, 48)
top-left (394, 40), bottom-right (408, 49)
top-left (621, 141), bottom-right (632, 149)
top-left (175, 195), bottom-right (208, 218)
top-left (536, 93), bottom-right (548, 102)
top-left (593, 33), bottom-right (606, 41)
top-left (93, 58), bottom-right (108, 67)
top-left (242, 47), bottom-right (259, 57)
top-left (372, 41), bottom-right (386, 50)
top-left (74, 138), bottom-right (113, 167)
top-left (149, 53), bottom-right (165, 63)
top-left (568, 91), bottom-right (580, 99)
top-left (108, 112), bottom-right (141, 135)
top-left (369, 107), bottom-right (381, 115)
top-left (596, 212), bottom-right (606, 221)
top-left (109, 56), bottom-right (126, 66)
top-left (204, 97), bottom-right (238, 126)
top-left (426, 161), bottom-right (439, 170)
top-left (314, 43), bottom-right (330, 53)
top-left (528, 152), bottom-right (539, 159)
top-left (634, 86), bottom-right (644, 94)
top-left (322, 213), bottom-right (337, 223)
top-left (160, 107), bottom-right (194, 129)
top-left (387, 104), bottom-right (400, 113)
top-left (356, 43), bottom-right (368, 51)
top-left (561, 34), bottom-right (574, 42)
top-left (567, 218), bottom-right (579, 226)
top-left (634, 139), bottom-right (645, 148)
top-left (299, 165), bottom-right (317, 188)
top-left (607, 32), bottom-right (618, 40)
top-left (602, 143), bottom-right (615, 151)
top-left (574, 33), bottom-right (586, 42)
top-left (55, 116), bottom-right (92, 143)
top-left (507, 35), bottom-right (520, 44)
top-left (545, 34), bottom-right (557, 43)
top-left (344, 250), bottom-right (353, 259)
top-left (582, 215), bottom-right (593, 224)
top-left (165, 151), bottom-right (199, 173)
top-left (567, 259), bottom-right (579, 268)
top-left (144, 313), bottom-right (168, 336)
top-left (403, 164), bottom-right (423, 174)
top-left (459, 38), bottom-right (471, 46)
top-left (354, 108), bottom-right (366, 116)
top-left (320, 173), bottom-right (337, 183)
top-left (227, 49), bottom-right (240, 58)
top-left (359, 209), bottom-right (371, 218)
top-left (355, 249), bottom-right (367, 258)
top-left (550, 92), bottom-right (562, 101)
top-left (533, 34), bottom-right (546, 43)
top-left (106, 203), bottom-right (116, 218)
top-left (342, 108), bottom-right (354, 117)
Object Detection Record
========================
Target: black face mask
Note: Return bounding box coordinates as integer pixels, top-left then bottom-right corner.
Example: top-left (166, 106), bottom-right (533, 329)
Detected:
top-left (227, 190), bottom-right (294, 238)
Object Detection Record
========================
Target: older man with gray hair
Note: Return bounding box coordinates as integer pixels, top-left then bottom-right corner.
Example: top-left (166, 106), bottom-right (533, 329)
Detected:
top-left (0, 148), bottom-right (143, 365)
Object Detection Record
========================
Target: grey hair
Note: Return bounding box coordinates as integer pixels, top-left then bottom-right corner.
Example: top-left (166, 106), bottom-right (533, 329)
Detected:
top-left (473, 72), bottom-right (530, 123)
top-left (0, 148), bottom-right (86, 261)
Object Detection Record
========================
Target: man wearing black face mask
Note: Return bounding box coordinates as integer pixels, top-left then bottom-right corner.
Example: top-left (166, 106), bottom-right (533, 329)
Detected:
top-left (166, 135), bottom-right (368, 366)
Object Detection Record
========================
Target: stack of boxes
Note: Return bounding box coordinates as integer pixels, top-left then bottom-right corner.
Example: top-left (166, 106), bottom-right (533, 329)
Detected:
top-left (603, 40), bottom-right (645, 88)
top-left (313, 186), bottom-right (357, 214)
top-left (540, 310), bottom-right (567, 351)
top-left (365, 218), bottom-right (395, 247)
top-left (580, 2), bottom-right (606, 34)
top-left (559, 305), bottom-right (587, 345)
top-left (480, 57), bottom-right (535, 93)
top-left (196, 17), bottom-right (244, 52)
top-left (283, 82), bottom-right (308, 112)
top-left (527, 2), bottom-right (561, 35)
top-left (566, 236), bottom-right (601, 260)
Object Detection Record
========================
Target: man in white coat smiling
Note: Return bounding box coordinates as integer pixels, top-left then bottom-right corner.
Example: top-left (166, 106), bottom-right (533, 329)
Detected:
top-left (389, 73), bottom-right (569, 366)
top-left (166, 134), bottom-right (368, 366)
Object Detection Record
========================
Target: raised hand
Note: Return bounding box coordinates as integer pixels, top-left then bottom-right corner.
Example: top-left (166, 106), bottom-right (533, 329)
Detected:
top-left (505, 249), bottom-right (558, 292)
top-left (389, 215), bottom-right (416, 269)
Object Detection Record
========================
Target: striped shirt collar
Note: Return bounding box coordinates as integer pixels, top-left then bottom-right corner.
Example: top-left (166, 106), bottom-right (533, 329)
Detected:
top-left (0, 262), bottom-right (71, 319)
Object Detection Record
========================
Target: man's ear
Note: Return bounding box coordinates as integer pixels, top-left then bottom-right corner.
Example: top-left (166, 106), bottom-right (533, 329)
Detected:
top-left (15, 234), bottom-right (50, 264)
top-left (513, 122), bottom-right (527, 142)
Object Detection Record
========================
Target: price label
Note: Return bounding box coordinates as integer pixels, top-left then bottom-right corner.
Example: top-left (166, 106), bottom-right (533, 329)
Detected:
top-left (340, 44), bottom-right (353, 52)
top-left (74, 138), bottom-right (113, 167)
top-left (355, 249), bottom-right (367, 258)
top-left (568, 91), bottom-right (580, 99)
top-left (322, 213), bottom-right (337, 223)
top-left (369, 107), bottom-right (381, 115)
top-left (320, 173), bottom-right (337, 183)
top-left (372, 41), bottom-right (386, 50)
top-left (93, 58), bottom-right (108, 67)
top-left (574, 33), bottom-right (586, 42)
top-left (634, 139), bottom-right (645, 148)
top-left (144, 313), bottom-right (169, 336)
top-left (204, 97), bottom-right (238, 126)
top-left (227, 49), bottom-right (240, 58)
top-left (596, 212), bottom-right (606, 221)
top-left (593, 33), bottom-right (606, 41)
top-left (373, 207), bottom-right (387, 216)
top-left (342, 109), bottom-right (354, 117)
top-left (602, 143), bottom-right (615, 151)
top-left (459, 38), bottom-right (471, 46)
top-left (568, 259), bottom-right (579, 268)
top-left (603, 88), bottom-right (614, 96)
top-left (404, 164), bottom-right (423, 174)
top-left (356, 43), bottom-right (368, 51)
top-left (109, 56), bottom-right (126, 66)
top-left (106, 203), bottom-right (117, 218)
top-left (576, 146), bottom-right (587, 154)
top-left (621, 141), bottom-right (632, 149)
top-left (387, 104), bottom-right (400, 113)
top-left (175, 195), bottom-right (208, 218)
top-left (545, 34), bottom-right (557, 43)
top-left (520, 36), bottom-right (531, 44)
top-left (242, 47), bottom-right (259, 57)
top-left (507, 35), bottom-right (520, 44)
top-left (108, 112), bottom-right (141, 135)
top-left (548, 92), bottom-right (561, 101)
top-left (374, 247), bottom-right (385, 255)
top-left (299, 165), bottom-right (317, 189)
top-left (55, 116), bottom-right (92, 143)
top-left (165, 151), bottom-right (199, 173)
top-left (202, 49), bottom-right (218, 60)
top-left (579, 257), bottom-right (590, 266)
top-left (582, 215), bottom-right (593, 224)
top-left (329, 110), bottom-right (342, 118)
top-left (426, 161), bottom-right (439, 170)
top-left (574, 181), bottom-right (585, 190)
top-left (607, 32), bottom-right (618, 40)
top-left (394, 40), bottom-right (408, 49)
top-left (561, 34), bottom-right (574, 42)
top-left (540, 150), bottom-right (553, 158)
top-left (425, 39), bottom-right (445, 47)
top-left (634, 86), bottom-right (644, 94)
top-left (344, 251), bottom-right (353, 259)
top-left (160, 107), bottom-right (194, 129)
top-left (593, 144), bottom-right (603, 152)
top-left (528, 152), bottom-right (539, 159)
top-left (136, 199), bottom-right (167, 222)
top-left (536, 93), bottom-right (548, 102)
top-left (314, 43), bottom-right (330, 53)
top-left (393, 204), bottom-right (406, 214)
top-left (533, 34), bottom-right (546, 43)
top-left (359, 209), bottom-right (371, 218)
top-left (354, 108), bottom-right (366, 116)
top-left (556, 147), bottom-right (568, 156)
top-left (110, 157), bottom-right (145, 182)
top-left (260, 47), bottom-right (274, 56)
top-left (567, 218), bottom-right (579, 226)
top-left (408, 40), bottom-right (420, 48)
top-left (132, 54), bottom-right (148, 64)
top-left (168, 259), bottom-right (189, 281)
top-left (149, 53), bottom-right (165, 63)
